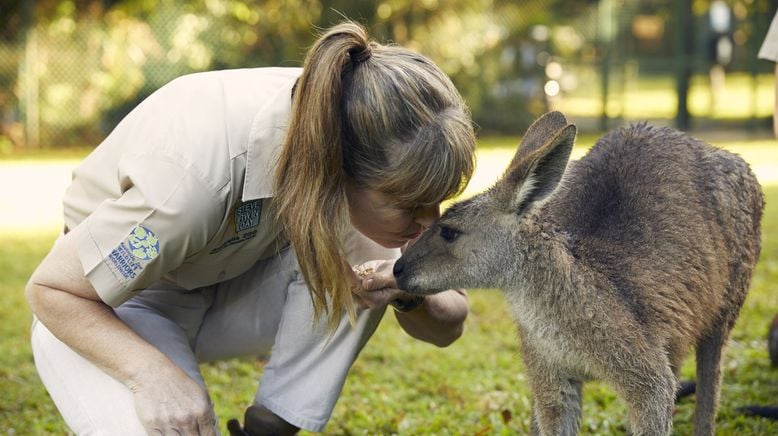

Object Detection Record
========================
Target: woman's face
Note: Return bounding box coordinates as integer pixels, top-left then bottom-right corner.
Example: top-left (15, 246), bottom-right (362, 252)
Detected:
top-left (345, 185), bottom-right (440, 249)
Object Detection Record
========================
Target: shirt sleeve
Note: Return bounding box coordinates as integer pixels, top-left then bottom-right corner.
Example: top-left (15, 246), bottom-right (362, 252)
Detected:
top-left (70, 153), bottom-right (223, 307)
top-left (759, 12), bottom-right (778, 62)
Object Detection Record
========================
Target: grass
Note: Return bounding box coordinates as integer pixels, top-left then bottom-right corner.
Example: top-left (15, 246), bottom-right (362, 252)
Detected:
top-left (554, 71), bottom-right (774, 120)
top-left (1, 135), bottom-right (777, 435)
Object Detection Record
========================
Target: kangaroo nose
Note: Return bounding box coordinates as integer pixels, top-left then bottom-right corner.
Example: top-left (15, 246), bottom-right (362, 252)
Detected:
top-left (393, 260), bottom-right (405, 277)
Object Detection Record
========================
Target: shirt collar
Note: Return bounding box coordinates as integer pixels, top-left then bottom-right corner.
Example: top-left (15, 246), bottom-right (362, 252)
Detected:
top-left (242, 77), bottom-right (297, 202)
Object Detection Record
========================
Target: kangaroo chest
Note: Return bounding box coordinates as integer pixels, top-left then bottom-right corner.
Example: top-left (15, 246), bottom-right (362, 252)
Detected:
top-left (505, 287), bottom-right (595, 380)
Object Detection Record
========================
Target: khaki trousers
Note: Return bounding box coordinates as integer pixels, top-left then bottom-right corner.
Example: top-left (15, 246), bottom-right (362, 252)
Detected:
top-left (32, 247), bottom-right (385, 435)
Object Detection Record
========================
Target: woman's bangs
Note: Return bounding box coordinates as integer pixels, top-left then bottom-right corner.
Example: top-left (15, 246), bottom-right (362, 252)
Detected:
top-left (380, 136), bottom-right (475, 209)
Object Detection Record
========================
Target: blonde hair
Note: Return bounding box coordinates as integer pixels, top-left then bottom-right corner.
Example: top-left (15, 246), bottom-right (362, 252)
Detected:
top-left (274, 21), bottom-right (476, 331)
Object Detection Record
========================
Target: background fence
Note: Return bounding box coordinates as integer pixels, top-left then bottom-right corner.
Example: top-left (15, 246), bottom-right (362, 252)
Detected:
top-left (0, 0), bottom-right (776, 151)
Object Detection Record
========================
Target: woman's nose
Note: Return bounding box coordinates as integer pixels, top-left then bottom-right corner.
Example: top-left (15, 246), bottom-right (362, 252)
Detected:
top-left (414, 204), bottom-right (440, 228)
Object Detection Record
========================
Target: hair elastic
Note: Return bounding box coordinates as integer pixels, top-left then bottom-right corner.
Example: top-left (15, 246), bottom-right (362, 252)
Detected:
top-left (349, 45), bottom-right (372, 63)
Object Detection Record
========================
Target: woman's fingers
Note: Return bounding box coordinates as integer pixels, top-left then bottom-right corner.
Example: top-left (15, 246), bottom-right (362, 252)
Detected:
top-left (352, 286), bottom-right (402, 309)
top-left (132, 364), bottom-right (217, 436)
top-left (354, 260), bottom-right (397, 291)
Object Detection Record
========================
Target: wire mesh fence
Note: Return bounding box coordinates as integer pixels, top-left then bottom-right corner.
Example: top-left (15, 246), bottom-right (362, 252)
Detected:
top-left (0, 0), bottom-right (775, 151)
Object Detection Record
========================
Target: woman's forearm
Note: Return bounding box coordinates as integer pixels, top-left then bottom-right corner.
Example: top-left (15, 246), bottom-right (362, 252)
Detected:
top-left (394, 289), bottom-right (468, 347)
top-left (24, 234), bottom-right (179, 389)
top-left (27, 282), bottom-right (175, 387)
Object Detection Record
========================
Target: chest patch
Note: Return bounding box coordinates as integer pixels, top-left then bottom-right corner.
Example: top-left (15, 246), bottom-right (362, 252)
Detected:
top-left (235, 200), bottom-right (262, 232)
top-left (210, 200), bottom-right (263, 255)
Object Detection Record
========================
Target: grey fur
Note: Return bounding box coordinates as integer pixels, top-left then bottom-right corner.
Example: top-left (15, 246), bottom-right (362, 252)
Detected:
top-left (394, 111), bottom-right (764, 436)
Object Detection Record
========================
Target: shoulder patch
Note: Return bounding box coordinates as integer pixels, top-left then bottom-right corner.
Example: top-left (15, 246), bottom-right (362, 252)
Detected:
top-left (107, 225), bottom-right (160, 281)
top-left (127, 225), bottom-right (160, 260)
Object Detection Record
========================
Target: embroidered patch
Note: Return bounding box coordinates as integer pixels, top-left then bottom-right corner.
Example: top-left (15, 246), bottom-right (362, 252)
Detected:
top-left (235, 200), bottom-right (262, 232)
top-left (107, 225), bottom-right (159, 281)
top-left (107, 243), bottom-right (143, 280)
top-left (127, 225), bottom-right (160, 260)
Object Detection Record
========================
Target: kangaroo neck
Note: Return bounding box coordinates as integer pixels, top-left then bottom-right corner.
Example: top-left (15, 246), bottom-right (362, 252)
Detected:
top-left (509, 212), bottom-right (577, 305)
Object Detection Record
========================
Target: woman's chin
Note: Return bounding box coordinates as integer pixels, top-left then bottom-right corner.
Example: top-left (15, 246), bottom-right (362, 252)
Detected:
top-left (373, 238), bottom-right (408, 249)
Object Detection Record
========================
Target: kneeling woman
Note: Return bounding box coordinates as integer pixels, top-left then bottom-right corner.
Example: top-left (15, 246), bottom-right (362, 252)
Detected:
top-left (26, 21), bottom-right (475, 435)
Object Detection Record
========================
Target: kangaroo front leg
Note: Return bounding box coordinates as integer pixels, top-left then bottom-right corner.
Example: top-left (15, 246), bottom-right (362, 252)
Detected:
top-left (608, 358), bottom-right (676, 436)
top-left (529, 379), bottom-right (583, 436)
top-left (693, 323), bottom-right (727, 436)
top-left (528, 372), bottom-right (583, 436)
top-left (522, 343), bottom-right (582, 435)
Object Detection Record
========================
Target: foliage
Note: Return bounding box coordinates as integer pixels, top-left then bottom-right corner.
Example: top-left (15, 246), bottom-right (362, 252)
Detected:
top-left (1, 137), bottom-right (777, 434)
top-left (2, 0), bottom-right (775, 149)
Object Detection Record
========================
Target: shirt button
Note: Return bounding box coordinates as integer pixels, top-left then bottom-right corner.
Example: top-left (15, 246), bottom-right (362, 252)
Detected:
top-left (217, 270), bottom-right (226, 281)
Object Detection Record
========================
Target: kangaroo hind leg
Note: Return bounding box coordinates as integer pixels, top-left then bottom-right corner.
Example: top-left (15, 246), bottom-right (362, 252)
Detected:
top-left (693, 323), bottom-right (728, 436)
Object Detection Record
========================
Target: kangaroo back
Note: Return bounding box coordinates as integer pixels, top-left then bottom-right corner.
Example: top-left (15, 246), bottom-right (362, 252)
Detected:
top-left (547, 123), bottom-right (762, 341)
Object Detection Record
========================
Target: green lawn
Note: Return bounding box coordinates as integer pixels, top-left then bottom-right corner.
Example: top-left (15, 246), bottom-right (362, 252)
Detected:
top-left (554, 71), bottom-right (774, 120)
top-left (1, 136), bottom-right (777, 435)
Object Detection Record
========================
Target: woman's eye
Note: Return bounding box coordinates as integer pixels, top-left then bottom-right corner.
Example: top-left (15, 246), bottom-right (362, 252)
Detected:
top-left (440, 226), bottom-right (460, 242)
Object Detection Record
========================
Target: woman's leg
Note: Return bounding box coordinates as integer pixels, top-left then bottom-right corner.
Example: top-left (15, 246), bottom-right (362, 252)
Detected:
top-left (193, 250), bottom-right (296, 362)
top-left (32, 318), bottom-right (148, 435)
top-left (195, 248), bottom-right (386, 432)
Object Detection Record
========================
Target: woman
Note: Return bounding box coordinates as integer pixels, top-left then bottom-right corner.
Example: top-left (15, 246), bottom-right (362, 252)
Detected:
top-left (25, 21), bottom-right (476, 435)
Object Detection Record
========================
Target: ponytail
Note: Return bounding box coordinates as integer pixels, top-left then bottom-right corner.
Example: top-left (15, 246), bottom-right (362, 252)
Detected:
top-left (275, 21), bottom-right (476, 333)
top-left (274, 22), bottom-right (369, 331)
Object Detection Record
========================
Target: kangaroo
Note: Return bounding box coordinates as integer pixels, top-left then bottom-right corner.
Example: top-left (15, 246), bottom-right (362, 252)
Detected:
top-left (393, 111), bottom-right (763, 435)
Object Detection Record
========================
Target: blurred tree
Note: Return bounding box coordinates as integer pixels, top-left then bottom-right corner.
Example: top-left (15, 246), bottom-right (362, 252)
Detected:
top-left (6, 0), bottom-right (772, 148)
top-left (3, 0), bottom-right (607, 146)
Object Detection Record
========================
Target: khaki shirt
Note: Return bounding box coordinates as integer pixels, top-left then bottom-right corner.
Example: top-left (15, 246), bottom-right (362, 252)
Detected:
top-left (759, 12), bottom-right (778, 62)
top-left (64, 68), bottom-right (392, 307)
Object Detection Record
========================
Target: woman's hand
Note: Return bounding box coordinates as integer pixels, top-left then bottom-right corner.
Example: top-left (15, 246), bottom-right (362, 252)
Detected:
top-left (351, 260), bottom-right (405, 309)
top-left (25, 233), bottom-right (218, 435)
top-left (130, 364), bottom-right (217, 435)
top-left (352, 259), bottom-right (468, 347)
top-left (394, 288), bottom-right (468, 347)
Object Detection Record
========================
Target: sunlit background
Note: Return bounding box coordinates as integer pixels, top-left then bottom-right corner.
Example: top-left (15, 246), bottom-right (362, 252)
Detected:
top-left (2, 0), bottom-right (776, 232)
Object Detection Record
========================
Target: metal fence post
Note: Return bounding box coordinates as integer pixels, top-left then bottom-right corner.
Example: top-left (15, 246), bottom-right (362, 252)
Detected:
top-left (20, 0), bottom-right (39, 149)
top-left (674, 0), bottom-right (692, 130)
top-left (598, 0), bottom-right (614, 132)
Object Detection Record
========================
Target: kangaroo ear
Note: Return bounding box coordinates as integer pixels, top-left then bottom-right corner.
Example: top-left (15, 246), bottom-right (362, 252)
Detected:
top-left (501, 122), bottom-right (577, 213)
top-left (511, 111), bottom-right (569, 158)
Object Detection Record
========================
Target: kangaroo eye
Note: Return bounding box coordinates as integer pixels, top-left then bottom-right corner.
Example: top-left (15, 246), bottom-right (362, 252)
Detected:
top-left (440, 226), bottom-right (460, 242)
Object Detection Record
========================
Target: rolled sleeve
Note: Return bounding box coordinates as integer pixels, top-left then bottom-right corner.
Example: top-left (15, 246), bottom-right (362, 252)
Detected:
top-left (73, 154), bottom-right (222, 307)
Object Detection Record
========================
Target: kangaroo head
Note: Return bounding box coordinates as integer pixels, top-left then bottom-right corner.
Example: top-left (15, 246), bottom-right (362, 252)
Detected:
top-left (394, 111), bottom-right (577, 294)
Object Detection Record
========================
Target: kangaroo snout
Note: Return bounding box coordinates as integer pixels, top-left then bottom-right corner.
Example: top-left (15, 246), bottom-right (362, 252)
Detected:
top-left (392, 259), bottom-right (404, 278)
top-left (392, 259), bottom-right (417, 293)
top-left (394, 252), bottom-right (449, 296)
